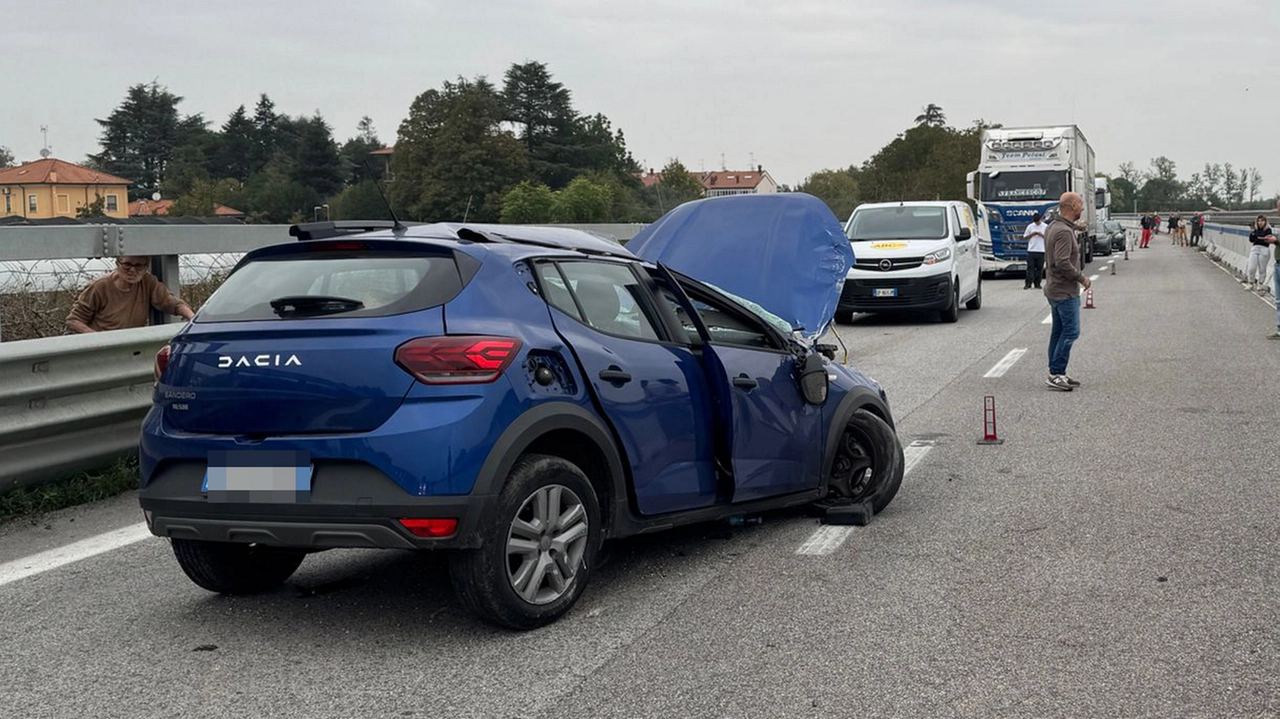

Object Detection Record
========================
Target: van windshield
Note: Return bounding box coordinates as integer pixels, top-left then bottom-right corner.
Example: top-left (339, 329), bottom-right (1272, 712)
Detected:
top-left (847, 206), bottom-right (948, 242)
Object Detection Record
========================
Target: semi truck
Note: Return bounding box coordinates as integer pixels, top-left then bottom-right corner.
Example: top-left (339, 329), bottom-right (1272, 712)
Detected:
top-left (966, 125), bottom-right (1110, 274)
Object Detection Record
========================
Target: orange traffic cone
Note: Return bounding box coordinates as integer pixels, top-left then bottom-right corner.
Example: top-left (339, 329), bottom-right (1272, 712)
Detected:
top-left (1084, 288), bottom-right (1095, 309)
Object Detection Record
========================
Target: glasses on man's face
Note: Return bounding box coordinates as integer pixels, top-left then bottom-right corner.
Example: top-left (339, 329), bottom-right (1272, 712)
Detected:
top-left (117, 261), bottom-right (149, 271)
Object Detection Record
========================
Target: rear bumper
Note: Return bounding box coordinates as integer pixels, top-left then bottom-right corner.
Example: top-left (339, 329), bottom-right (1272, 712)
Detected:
top-left (839, 274), bottom-right (953, 312)
top-left (139, 459), bottom-right (494, 550)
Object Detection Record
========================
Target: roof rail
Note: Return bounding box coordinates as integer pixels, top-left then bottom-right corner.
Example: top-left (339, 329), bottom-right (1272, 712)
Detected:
top-left (289, 220), bottom-right (417, 241)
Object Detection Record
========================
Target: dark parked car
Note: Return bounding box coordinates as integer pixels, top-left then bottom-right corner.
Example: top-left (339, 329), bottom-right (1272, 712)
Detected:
top-left (140, 194), bottom-right (905, 629)
top-left (1100, 220), bottom-right (1125, 252)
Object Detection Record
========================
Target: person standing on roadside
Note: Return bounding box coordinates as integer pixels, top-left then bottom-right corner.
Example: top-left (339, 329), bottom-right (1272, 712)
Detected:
top-left (1043, 192), bottom-right (1091, 391)
top-left (66, 255), bottom-right (195, 333)
top-left (1023, 211), bottom-right (1048, 289)
top-left (1140, 213), bottom-right (1153, 248)
top-left (1245, 215), bottom-right (1275, 293)
top-left (1191, 212), bottom-right (1204, 247)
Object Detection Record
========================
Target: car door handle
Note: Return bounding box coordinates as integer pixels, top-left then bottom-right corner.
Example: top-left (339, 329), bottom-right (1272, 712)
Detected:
top-left (732, 374), bottom-right (758, 390)
top-left (598, 367), bottom-right (633, 385)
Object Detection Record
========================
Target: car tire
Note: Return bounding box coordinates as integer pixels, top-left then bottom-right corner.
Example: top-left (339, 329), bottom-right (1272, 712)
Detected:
top-left (826, 409), bottom-right (905, 514)
top-left (171, 539), bottom-right (306, 594)
top-left (449, 454), bottom-right (602, 630)
top-left (834, 310), bottom-right (854, 325)
top-left (965, 276), bottom-right (982, 310)
top-left (940, 284), bottom-right (960, 323)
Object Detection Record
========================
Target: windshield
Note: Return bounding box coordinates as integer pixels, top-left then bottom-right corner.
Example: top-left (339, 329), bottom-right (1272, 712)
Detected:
top-left (846, 206), bottom-right (948, 242)
top-left (980, 170), bottom-right (1068, 203)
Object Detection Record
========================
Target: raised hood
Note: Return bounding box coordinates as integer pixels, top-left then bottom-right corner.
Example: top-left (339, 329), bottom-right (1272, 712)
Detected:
top-left (628, 193), bottom-right (853, 341)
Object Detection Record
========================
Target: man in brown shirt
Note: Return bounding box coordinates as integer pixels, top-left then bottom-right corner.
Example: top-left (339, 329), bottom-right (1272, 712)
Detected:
top-left (66, 256), bottom-right (195, 333)
top-left (1043, 192), bottom-right (1092, 392)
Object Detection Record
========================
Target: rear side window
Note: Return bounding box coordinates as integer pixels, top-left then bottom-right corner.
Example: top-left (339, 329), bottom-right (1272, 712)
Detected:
top-left (535, 261), bottom-right (662, 342)
top-left (197, 252), bottom-right (463, 322)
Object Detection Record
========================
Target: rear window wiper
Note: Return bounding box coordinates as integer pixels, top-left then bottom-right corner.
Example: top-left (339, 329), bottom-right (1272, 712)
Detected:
top-left (268, 295), bottom-right (365, 317)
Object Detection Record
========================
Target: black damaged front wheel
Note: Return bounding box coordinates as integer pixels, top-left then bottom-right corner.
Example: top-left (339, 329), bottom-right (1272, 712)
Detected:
top-left (826, 409), bottom-right (905, 513)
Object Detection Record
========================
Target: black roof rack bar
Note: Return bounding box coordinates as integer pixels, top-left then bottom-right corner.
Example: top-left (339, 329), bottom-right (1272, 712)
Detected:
top-left (289, 220), bottom-right (421, 241)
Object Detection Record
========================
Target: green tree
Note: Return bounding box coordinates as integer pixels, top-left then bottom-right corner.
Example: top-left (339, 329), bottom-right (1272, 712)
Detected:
top-left (250, 94), bottom-right (281, 172)
top-left (291, 114), bottom-right (343, 201)
top-left (339, 116), bottom-right (384, 184)
top-left (1110, 176), bottom-right (1137, 213)
top-left (502, 61), bottom-right (577, 187)
top-left (500, 180), bottom-right (557, 223)
top-left (914, 103), bottom-right (946, 127)
top-left (214, 105), bottom-right (256, 182)
top-left (649, 159), bottom-right (705, 213)
top-left (160, 142), bottom-right (211, 198)
top-left (244, 159), bottom-right (315, 223)
top-left (0, 146), bottom-right (13, 167)
top-left (169, 178), bottom-right (245, 217)
top-left (553, 176), bottom-right (613, 222)
top-left (90, 81), bottom-right (207, 200)
top-left (329, 180), bottom-right (393, 221)
top-left (75, 195), bottom-right (107, 218)
top-left (391, 76), bottom-right (529, 222)
top-left (797, 168), bottom-right (860, 219)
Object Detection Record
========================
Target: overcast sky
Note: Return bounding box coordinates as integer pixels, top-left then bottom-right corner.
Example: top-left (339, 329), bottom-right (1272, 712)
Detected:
top-left (4, 0), bottom-right (1278, 196)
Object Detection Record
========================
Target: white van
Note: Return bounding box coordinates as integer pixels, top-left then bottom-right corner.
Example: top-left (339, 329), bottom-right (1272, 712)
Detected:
top-left (836, 201), bottom-right (982, 323)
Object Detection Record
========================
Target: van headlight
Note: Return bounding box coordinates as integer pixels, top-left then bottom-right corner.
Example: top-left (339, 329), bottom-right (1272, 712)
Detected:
top-left (923, 248), bottom-right (952, 265)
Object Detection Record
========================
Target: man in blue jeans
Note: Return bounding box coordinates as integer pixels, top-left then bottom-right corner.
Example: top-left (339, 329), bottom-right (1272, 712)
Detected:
top-left (1043, 192), bottom-right (1092, 391)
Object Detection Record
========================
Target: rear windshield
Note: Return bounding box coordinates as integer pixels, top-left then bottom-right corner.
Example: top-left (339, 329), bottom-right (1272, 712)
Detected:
top-left (847, 206), bottom-right (948, 242)
top-left (196, 252), bottom-right (462, 322)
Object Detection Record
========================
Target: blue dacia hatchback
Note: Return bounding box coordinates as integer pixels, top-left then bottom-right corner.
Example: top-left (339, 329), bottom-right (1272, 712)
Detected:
top-left (140, 193), bottom-right (904, 629)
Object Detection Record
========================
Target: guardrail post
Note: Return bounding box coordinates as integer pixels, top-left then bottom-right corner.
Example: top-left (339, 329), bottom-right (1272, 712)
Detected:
top-left (150, 254), bottom-right (182, 326)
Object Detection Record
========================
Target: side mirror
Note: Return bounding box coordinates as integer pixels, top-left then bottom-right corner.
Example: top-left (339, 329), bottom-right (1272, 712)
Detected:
top-left (799, 353), bottom-right (829, 406)
top-left (965, 172), bottom-right (976, 201)
top-left (956, 228), bottom-right (972, 241)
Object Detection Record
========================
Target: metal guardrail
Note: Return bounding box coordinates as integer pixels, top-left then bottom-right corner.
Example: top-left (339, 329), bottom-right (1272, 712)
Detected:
top-left (0, 325), bottom-right (178, 491)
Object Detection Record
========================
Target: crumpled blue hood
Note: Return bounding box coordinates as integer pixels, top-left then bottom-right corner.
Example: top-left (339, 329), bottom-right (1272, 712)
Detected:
top-left (628, 193), bottom-right (853, 341)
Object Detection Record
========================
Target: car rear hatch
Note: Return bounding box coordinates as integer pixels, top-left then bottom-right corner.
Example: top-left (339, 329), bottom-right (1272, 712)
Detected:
top-left (159, 238), bottom-right (477, 435)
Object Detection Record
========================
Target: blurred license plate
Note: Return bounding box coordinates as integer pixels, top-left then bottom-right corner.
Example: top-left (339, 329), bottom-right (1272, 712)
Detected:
top-left (202, 451), bottom-right (312, 503)
top-left (874, 288), bottom-right (898, 298)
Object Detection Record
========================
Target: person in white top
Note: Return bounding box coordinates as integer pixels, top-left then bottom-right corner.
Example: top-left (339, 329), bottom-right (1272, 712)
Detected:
top-left (1023, 212), bottom-right (1049, 289)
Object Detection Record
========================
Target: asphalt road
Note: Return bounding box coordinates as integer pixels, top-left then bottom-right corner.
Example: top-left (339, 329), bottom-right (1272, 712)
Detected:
top-left (3, 242), bottom-right (1279, 719)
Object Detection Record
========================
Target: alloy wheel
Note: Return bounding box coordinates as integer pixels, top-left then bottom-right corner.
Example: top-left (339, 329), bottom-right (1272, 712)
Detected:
top-left (506, 484), bottom-right (590, 605)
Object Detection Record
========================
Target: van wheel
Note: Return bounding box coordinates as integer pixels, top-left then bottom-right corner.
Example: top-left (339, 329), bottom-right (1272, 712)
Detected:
top-left (449, 454), bottom-right (601, 630)
top-left (940, 285), bottom-right (960, 323)
top-left (965, 276), bottom-right (983, 310)
top-left (171, 539), bottom-right (306, 594)
top-left (824, 409), bottom-right (905, 513)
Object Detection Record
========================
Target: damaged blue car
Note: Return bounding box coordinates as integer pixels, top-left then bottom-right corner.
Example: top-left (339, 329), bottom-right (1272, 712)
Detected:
top-left (140, 192), bottom-right (905, 629)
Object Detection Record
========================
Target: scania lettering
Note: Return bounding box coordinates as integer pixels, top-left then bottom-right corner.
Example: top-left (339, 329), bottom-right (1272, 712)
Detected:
top-left (966, 125), bottom-right (1110, 275)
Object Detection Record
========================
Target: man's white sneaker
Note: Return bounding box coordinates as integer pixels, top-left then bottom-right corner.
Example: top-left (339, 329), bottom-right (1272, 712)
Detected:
top-left (1045, 375), bottom-right (1073, 392)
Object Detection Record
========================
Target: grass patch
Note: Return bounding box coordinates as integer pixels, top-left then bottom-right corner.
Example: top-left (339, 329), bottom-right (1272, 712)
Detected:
top-left (0, 455), bottom-right (139, 523)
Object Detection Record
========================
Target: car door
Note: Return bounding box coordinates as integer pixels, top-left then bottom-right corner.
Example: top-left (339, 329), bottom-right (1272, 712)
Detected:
top-left (535, 260), bottom-right (720, 516)
top-left (669, 279), bottom-right (825, 503)
top-left (953, 204), bottom-right (980, 298)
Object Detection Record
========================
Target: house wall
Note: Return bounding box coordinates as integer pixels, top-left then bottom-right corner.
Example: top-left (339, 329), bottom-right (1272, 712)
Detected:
top-left (0, 183), bottom-right (129, 219)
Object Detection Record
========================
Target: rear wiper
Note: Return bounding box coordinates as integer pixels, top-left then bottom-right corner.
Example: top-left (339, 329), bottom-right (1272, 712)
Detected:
top-left (268, 295), bottom-right (365, 317)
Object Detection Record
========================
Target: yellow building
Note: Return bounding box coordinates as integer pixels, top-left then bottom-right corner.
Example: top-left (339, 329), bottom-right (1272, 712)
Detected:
top-left (0, 158), bottom-right (130, 219)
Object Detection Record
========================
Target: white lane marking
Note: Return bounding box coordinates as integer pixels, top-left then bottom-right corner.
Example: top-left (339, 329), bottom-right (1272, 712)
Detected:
top-left (1089, 274), bottom-right (1100, 281)
top-left (984, 348), bottom-right (1028, 378)
top-left (1042, 314), bottom-right (1053, 324)
top-left (1204, 254), bottom-right (1278, 310)
top-left (796, 526), bottom-right (855, 555)
top-left (0, 523), bottom-right (152, 588)
top-left (796, 440), bottom-right (934, 556)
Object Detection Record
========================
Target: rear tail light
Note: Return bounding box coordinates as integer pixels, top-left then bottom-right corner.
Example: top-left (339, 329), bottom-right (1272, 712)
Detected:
top-left (395, 336), bottom-right (522, 384)
top-left (154, 344), bottom-right (171, 382)
top-left (398, 518), bottom-right (458, 538)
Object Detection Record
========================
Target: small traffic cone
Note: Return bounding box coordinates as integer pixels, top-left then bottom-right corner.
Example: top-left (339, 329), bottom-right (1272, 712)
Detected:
top-left (1110, 260), bottom-right (1116, 276)
top-left (1084, 288), bottom-right (1095, 309)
